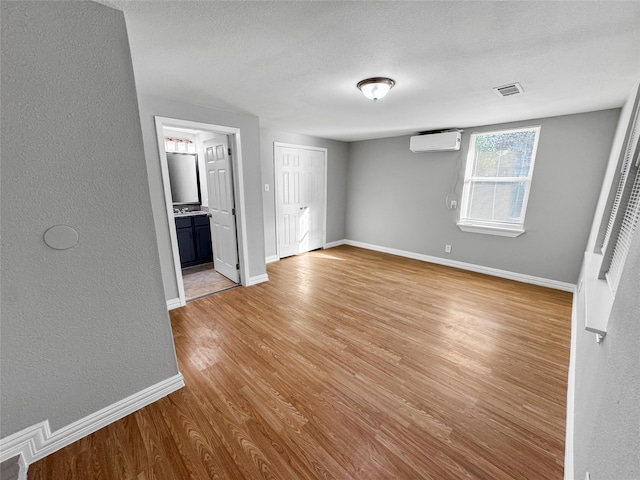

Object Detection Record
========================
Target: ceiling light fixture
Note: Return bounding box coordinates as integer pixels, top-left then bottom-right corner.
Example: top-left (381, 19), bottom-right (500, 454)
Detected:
top-left (357, 77), bottom-right (395, 101)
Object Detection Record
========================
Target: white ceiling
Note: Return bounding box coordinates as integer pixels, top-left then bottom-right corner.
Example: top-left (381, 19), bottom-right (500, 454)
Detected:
top-left (104, 0), bottom-right (640, 142)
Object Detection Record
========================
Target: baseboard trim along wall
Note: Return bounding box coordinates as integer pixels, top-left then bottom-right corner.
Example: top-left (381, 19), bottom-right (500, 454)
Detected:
top-left (246, 273), bottom-right (269, 286)
top-left (563, 290), bottom-right (579, 480)
top-left (17, 454), bottom-right (28, 480)
top-left (343, 239), bottom-right (576, 292)
top-left (0, 373), bottom-right (185, 471)
top-left (266, 241), bottom-right (347, 263)
top-left (323, 239), bottom-right (346, 249)
top-left (166, 298), bottom-right (182, 310)
top-left (2, 443), bottom-right (30, 480)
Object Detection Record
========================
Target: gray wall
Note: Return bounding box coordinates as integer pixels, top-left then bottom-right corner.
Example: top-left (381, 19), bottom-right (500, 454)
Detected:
top-left (571, 82), bottom-right (640, 480)
top-left (572, 229), bottom-right (640, 478)
top-left (0, 457), bottom-right (19, 480)
top-left (345, 110), bottom-right (620, 284)
top-left (260, 129), bottom-right (349, 259)
top-left (137, 94), bottom-right (266, 300)
top-left (0, 1), bottom-right (179, 437)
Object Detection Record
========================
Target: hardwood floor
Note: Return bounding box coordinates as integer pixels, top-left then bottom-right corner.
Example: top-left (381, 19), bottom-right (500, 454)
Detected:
top-left (28, 246), bottom-right (572, 479)
top-left (182, 263), bottom-right (238, 300)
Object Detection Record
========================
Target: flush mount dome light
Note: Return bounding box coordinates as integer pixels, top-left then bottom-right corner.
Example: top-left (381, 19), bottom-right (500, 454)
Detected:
top-left (357, 77), bottom-right (395, 101)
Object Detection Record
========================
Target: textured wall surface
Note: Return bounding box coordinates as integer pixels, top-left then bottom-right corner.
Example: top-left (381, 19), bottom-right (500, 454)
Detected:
top-left (0, 1), bottom-right (179, 436)
top-left (571, 82), bottom-right (640, 480)
top-left (260, 129), bottom-right (349, 258)
top-left (136, 93), bottom-right (266, 301)
top-left (572, 229), bottom-right (640, 479)
top-left (345, 109), bottom-right (620, 284)
top-left (0, 457), bottom-right (19, 480)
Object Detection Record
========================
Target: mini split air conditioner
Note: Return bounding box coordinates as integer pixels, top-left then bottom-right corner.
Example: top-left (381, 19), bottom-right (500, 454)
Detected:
top-left (410, 130), bottom-right (462, 153)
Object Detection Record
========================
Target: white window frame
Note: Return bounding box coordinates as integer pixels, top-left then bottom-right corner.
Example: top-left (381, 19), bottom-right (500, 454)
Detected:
top-left (579, 82), bottom-right (640, 341)
top-left (598, 110), bottom-right (640, 295)
top-left (458, 125), bottom-right (541, 237)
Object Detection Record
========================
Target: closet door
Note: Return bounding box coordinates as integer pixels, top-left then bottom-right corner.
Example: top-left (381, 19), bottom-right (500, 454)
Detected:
top-left (275, 144), bottom-right (326, 258)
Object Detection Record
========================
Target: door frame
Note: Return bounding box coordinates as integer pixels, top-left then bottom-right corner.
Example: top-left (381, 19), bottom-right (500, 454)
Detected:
top-left (273, 142), bottom-right (328, 259)
top-left (155, 116), bottom-right (249, 307)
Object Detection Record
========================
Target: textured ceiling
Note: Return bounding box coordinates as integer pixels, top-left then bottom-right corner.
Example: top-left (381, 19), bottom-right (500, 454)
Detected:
top-left (104, 0), bottom-right (640, 142)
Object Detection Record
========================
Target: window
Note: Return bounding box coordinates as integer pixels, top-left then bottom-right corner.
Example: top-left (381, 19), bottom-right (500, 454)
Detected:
top-left (458, 126), bottom-right (541, 237)
top-left (599, 94), bottom-right (640, 294)
top-left (164, 137), bottom-right (196, 154)
top-left (579, 82), bottom-right (639, 341)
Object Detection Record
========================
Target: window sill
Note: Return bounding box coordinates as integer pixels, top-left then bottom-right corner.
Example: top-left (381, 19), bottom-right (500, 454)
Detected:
top-left (457, 222), bottom-right (525, 237)
top-left (577, 252), bottom-right (613, 340)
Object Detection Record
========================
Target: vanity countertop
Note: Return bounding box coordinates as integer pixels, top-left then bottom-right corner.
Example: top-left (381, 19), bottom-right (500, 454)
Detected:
top-left (174, 208), bottom-right (209, 218)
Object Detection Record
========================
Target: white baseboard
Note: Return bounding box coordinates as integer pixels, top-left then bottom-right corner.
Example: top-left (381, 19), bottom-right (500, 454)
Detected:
top-left (0, 373), bottom-right (184, 470)
top-left (265, 255), bottom-right (279, 264)
top-left (344, 239), bottom-right (576, 292)
top-left (246, 273), bottom-right (269, 286)
top-left (564, 291), bottom-right (578, 480)
top-left (18, 454), bottom-right (27, 480)
top-left (323, 239), bottom-right (346, 249)
top-left (166, 298), bottom-right (182, 310)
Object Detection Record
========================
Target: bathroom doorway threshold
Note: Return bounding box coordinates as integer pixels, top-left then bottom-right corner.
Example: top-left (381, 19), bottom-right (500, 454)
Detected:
top-left (182, 263), bottom-right (238, 301)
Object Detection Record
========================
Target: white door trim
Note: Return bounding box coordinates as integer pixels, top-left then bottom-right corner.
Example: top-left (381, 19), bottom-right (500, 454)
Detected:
top-left (273, 142), bottom-right (328, 260)
top-left (154, 117), bottom-right (250, 307)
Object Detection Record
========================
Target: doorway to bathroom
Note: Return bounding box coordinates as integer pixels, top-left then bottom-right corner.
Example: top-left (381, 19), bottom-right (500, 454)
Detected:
top-left (154, 117), bottom-right (249, 305)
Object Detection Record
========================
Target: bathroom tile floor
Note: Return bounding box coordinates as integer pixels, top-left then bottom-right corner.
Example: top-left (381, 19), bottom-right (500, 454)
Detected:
top-left (182, 263), bottom-right (237, 300)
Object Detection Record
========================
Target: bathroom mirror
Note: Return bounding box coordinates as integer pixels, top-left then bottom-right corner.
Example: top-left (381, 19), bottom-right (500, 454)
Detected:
top-left (166, 152), bottom-right (201, 205)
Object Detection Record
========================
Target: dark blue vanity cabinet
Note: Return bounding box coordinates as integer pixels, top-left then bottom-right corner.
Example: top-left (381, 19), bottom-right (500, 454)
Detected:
top-left (175, 215), bottom-right (213, 268)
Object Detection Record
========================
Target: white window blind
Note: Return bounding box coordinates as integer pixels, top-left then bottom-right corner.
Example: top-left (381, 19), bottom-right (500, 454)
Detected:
top-left (601, 103), bottom-right (640, 252)
top-left (600, 97), bottom-right (640, 294)
top-left (580, 82), bottom-right (640, 340)
top-left (605, 156), bottom-right (640, 293)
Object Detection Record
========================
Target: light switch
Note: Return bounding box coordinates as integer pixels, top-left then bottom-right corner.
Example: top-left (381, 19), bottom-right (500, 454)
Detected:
top-left (264, 184), bottom-right (270, 192)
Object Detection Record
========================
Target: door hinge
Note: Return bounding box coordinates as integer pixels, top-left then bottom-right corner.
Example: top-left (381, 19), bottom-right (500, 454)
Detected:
top-left (228, 147), bottom-right (232, 156)
top-left (232, 208), bottom-right (236, 216)
top-left (236, 263), bottom-right (240, 270)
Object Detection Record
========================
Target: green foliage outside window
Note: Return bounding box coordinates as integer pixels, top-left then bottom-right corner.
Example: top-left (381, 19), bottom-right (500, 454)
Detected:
top-left (472, 130), bottom-right (537, 178)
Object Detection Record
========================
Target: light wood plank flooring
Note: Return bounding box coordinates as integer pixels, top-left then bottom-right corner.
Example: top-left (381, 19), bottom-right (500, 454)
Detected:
top-left (182, 263), bottom-right (238, 300)
top-left (28, 245), bottom-right (572, 479)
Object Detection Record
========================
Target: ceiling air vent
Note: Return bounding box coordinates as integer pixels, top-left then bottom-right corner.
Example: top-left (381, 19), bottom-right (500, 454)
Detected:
top-left (494, 82), bottom-right (524, 97)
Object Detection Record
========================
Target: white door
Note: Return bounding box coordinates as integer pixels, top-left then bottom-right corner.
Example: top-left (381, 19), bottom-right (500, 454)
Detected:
top-left (275, 144), bottom-right (326, 258)
top-left (205, 137), bottom-right (239, 283)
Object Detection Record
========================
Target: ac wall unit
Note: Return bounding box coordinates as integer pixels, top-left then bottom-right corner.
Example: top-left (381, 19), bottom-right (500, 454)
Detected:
top-left (410, 130), bottom-right (462, 153)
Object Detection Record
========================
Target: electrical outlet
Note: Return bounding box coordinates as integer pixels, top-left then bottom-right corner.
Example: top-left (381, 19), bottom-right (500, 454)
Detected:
top-left (450, 200), bottom-right (457, 209)
top-left (445, 244), bottom-right (452, 253)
